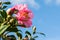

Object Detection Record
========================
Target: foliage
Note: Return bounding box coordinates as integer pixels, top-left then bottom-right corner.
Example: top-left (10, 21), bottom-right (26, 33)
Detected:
top-left (0, 1), bottom-right (45, 40)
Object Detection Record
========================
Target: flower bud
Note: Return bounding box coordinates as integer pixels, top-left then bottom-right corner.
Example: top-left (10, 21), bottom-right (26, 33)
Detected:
top-left (6, 8), bottom-right (15, 15)
top-left (6, 8), bottom-right (12, 15)
top-left (6, 8), bottom-right (17, 15)
top-left (32, 26), bottom-right (36, 32)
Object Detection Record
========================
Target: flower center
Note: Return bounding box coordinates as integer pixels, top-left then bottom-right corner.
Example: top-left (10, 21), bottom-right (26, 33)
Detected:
top-left (21, 12), bottom-right (29, 19)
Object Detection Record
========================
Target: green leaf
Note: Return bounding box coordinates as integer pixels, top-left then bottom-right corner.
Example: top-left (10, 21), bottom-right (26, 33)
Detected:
top-left (33, 32), bottom-right (36, 35)
top-left (16, 33), bottom-right (22, 39)
top-left (40, 32), bottom-right (46, 37)
top-left (6, 27), bottom-right (22, 33)
top-left (2, 6), bottom-right (7, 9)
top-left (3, 2), bottom-right (11, 5)
top-left (37, 32), bottom-right (46, 37)
top-left (33, 36), bottom-right (38, 38)
top-left (25, 31), bottom-right (31, 38)
top-left (30, 38), bottom-right (35, 40)
top-left (0, 25), bottom-right (10, 35)
top-left (25, 31), bottom-right (31, 36)
top-left (2, 38), bottom-right (6, 40)
top-left (0, 10), bottom-right (7, 19)
top-left (0, 16), bottom-right (3, 23)
top-left (7, 35), bottom-right (16, 40)
top-left (25, 35), bottom-right (28, 38)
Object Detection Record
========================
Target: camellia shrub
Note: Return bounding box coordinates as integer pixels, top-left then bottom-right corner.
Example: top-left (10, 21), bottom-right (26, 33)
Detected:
top-left (0, 1), bottom-right (45, 40)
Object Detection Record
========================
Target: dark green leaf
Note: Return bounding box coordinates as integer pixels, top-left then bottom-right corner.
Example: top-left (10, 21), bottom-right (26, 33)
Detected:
top-left (0, 10), bottom-right (7, 19)
top-left (33, 36), bottom-right (38, 38)
top-left (16, 33), bottom-right (22, 39)
top-left (37, 32), bottom-right (46, 37)
top-left (3, 2), bottom-right (11, 5)
top-left (0, 16), bottom-right (3, 23)
top-left (6, 27), bottom-right (22, 32)
top-left (25, 35), bottom-right (28, 38)
top-left (2, 6), bottom-right (7, 9)
top-left (33, 32), bottom-right (36, 35)
top-left (40, 32), bottom-right (46, 36)
top-left (2, 37), bottom-right (6, 40)
top-left (7, 35), bottom-right (16, 40)
top-left (25, 31), bottom-right (31, 36)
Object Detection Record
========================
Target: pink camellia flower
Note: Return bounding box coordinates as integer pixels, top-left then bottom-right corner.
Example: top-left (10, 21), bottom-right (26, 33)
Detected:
top-left (11, 4), bottom-right (33, 28)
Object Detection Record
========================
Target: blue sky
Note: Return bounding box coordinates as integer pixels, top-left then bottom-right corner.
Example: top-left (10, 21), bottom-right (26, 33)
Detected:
top-left (1, 0), bottom-right (60, 40)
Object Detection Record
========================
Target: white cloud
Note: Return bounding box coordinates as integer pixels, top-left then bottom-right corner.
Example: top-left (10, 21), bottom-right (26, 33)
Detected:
top-left (45, 0), bottom-right (52, 4)
top-left (45, 0), bottom-right (60, 5)
top-left (56, 0), bottom-right (60, 5)
top-left (9, 0), bottom-right (40, 9)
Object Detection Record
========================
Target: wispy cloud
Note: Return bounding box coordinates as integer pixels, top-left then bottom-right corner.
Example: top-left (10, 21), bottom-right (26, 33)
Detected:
top-left (56, 0), bottom-right (60, 5)
top-left (9, 0), bottom-right (40, 9)
top-left (45, 0), bottom-right (60, 5)
top-left (45, 0), bottom-right (52, 4)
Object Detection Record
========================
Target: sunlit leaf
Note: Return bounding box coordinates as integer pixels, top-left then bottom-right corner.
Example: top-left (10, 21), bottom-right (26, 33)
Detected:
top-left (0, 25), bottom-right (10, 35)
